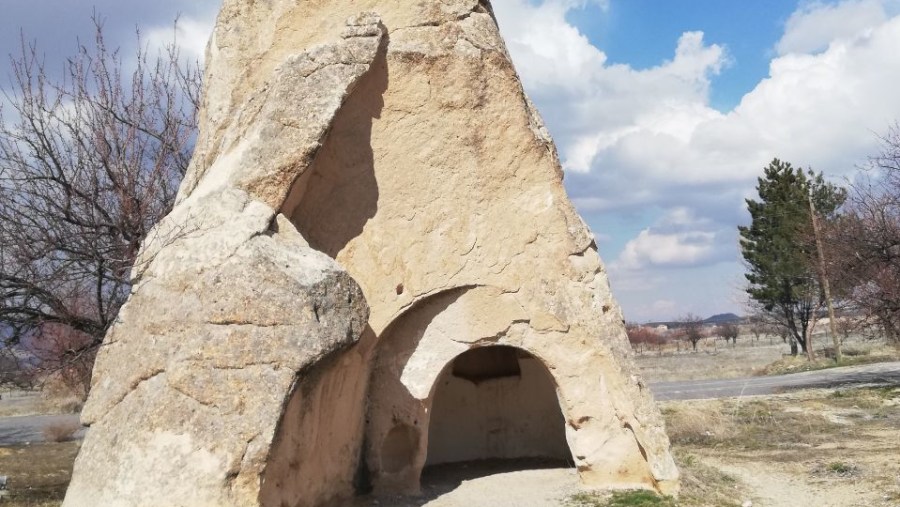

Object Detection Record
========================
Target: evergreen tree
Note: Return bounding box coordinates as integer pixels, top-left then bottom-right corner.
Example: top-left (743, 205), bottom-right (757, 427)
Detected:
top-left (739, 159), bottom-right (845, 356)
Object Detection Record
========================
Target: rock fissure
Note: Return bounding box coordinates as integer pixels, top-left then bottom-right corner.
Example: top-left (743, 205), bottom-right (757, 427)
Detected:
top-left (88, 368), bottom-right (167, 424)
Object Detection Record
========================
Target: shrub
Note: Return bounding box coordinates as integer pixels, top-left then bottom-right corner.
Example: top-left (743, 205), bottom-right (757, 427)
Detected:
top-left (42, 421), bottom-right (82, 442)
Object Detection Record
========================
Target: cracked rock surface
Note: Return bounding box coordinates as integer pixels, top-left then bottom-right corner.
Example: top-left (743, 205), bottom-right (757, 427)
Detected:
top-left (64, 1), bottom-right (678, 506)
top-left (63, 14), bottom-right (380, 507)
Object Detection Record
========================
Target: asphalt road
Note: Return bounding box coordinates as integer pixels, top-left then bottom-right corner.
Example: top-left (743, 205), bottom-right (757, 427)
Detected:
top-left (0, 413), bottom-right (83, 446)
top-left (1, 362), bottom-right (898, 445)
top-left (650, 361), bottom-right (900, 400)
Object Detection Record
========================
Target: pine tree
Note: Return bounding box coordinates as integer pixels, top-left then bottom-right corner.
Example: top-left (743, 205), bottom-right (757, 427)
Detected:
top-left (738, 159), bottom-right (845, 356)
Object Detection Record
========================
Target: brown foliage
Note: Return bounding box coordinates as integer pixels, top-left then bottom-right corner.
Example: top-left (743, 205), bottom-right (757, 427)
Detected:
top-left (626, 325), bottom-right (665, 353)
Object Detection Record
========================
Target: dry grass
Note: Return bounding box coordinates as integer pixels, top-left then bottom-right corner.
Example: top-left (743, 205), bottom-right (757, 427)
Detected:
top-left (566, 451), bottom-right (745, 507)
top-left (635, 340), bottom-right (787, 383)
top-left (756, 345), bottom-right (900, 376)
top-left (0, 391), bottom-right (51, 418)
top-left (0, 442), bottom-right (79, 506)
top-left (660, 401), bottom-right (737, 446)
top-left (674, 451), bottom-right (745, 507)
top-left (663, 387), bottom-right (900, 506)
top-left (662, 396), bottom-right (845, 451)
top-left (0, 389), bottom-right (83, 419)
top-left (635, 335), bottom-right (898, 383)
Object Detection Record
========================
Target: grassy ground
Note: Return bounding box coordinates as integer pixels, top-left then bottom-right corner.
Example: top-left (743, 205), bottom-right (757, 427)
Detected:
top-left (0, 441), bottom-right (79, 506)
top-left (1, 336), bottom-right (896, 506)
top-left (0, 390), bottom-right (82, 419)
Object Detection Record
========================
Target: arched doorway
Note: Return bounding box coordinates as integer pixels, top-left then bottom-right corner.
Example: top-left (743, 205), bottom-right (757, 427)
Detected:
top-left (425, 346), bottom-right (572, 467)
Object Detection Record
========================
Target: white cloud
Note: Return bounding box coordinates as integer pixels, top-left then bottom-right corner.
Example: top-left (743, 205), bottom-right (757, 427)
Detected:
top-left (145, 15), bottom-right (215, 63)
top-left (493, 0), bottom-right (728, 174)
top-left (491, 0), bottom-right (900, 319)
top-left (617, 229), bottom-right (717, 270)
top-left (611, 207), bottom-right (730, 271)
top-left (495, 0), bottom-right (900, 237)
top-left (776, 0), bottom-right (889, 55)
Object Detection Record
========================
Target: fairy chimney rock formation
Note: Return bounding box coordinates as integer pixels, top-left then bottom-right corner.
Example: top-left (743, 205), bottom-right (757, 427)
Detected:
top-left (64, 2), bottom-right (679, 507)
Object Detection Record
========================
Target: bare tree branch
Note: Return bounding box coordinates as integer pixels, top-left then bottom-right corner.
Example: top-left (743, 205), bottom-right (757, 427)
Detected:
top-left (0, 16), bottom-right (201, 392)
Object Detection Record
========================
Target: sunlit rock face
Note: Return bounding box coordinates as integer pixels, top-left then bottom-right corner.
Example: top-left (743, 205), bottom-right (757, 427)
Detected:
top-left (63, 2), bottom-right (678, 506)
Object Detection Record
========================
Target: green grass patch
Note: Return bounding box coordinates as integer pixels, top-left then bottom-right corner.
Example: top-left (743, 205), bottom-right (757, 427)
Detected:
top-left (567, 490), bottom-right (676, 507)
top-left (826, 461), bottom-right (853, 474)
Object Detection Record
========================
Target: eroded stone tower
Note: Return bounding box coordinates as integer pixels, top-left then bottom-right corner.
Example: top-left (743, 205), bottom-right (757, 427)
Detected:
top-left (63, 2), bottom-right (678, 506)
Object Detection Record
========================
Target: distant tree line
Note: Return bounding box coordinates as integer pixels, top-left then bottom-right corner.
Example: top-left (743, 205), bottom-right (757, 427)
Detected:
top-left (626, 318), bottom-right (742, 355)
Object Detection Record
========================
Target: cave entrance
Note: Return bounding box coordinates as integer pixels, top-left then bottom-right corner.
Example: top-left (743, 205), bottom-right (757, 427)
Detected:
top-left (425, 346), bottom-right (572, 470)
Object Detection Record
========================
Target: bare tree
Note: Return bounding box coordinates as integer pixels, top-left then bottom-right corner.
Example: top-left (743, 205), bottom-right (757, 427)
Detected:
top-left (827, 124), bottom-right (900, 345)
top-left (678, 313), bottom-right (705, 351)
top-left (0, 17), bottom-right (201, 393)
top-left (718, 322), bottom-right (740, 346)
top-left (746, 314), bottom-right (767, 343)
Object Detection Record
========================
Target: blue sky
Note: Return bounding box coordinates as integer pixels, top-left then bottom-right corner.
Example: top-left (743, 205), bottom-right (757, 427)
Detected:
top-left (3, 0), bottom-right (900, 322)
top-left (580, 0), bottom-right (796, 111)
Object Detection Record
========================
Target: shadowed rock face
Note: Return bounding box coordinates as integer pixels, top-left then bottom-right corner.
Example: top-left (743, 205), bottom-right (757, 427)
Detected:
top-left (64, 2), bottom-right (678, 507)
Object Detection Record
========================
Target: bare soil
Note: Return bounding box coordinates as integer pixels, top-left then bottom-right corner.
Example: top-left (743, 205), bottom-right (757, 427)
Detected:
top-left (351, 460), bottom-right (581, 507)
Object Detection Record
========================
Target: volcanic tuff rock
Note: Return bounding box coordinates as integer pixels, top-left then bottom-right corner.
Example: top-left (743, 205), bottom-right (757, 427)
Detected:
top-left (63, 14), bottom-right (381, 507)
top-left (64, 2), bottom-right (679, 507)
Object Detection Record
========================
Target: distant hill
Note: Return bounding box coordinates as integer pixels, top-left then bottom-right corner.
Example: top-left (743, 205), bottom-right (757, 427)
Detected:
top-left (703, 313), bottom-right (742, 324)
top-left (642, 313), bottom-right (743, 328)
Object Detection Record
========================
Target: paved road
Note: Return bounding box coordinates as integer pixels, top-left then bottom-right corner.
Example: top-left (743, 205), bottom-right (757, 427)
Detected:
top-left (650, 361), bottom-right (900, 400)
top-left (0, 413), bottom-right (83, 446)
top-left (1, 362), bottom-right (898, 445)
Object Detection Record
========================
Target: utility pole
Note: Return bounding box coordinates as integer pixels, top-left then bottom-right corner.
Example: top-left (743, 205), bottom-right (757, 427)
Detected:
top-left (808, 191), bottom-right (842, 362)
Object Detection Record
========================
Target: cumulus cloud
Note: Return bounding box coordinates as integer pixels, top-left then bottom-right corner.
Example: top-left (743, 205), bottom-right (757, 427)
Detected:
top-left (493, 0), bottom-right (900, 319)
top-left (776, 0), bottom-right (891, 55)
top-left (493, 0), bottom-right (728, 175)
top-left (617, 230), bottom-right (717, 270)
top-left (495, 0), bottom-right (900, 231)
top-left (612, 208), bottom-right (733, 271)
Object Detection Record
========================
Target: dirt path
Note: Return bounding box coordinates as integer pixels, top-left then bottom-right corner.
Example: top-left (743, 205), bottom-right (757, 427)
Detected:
top-left (706, 458), bottom-right (884, 507)
top-left (351, 460), bottom-right (579, 507)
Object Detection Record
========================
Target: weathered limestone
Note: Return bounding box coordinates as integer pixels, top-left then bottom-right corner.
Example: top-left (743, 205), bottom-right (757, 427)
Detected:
top-left (63, 14), bottom-right (381, 507)
top-left (65, 1), bottom-right (678, 506)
